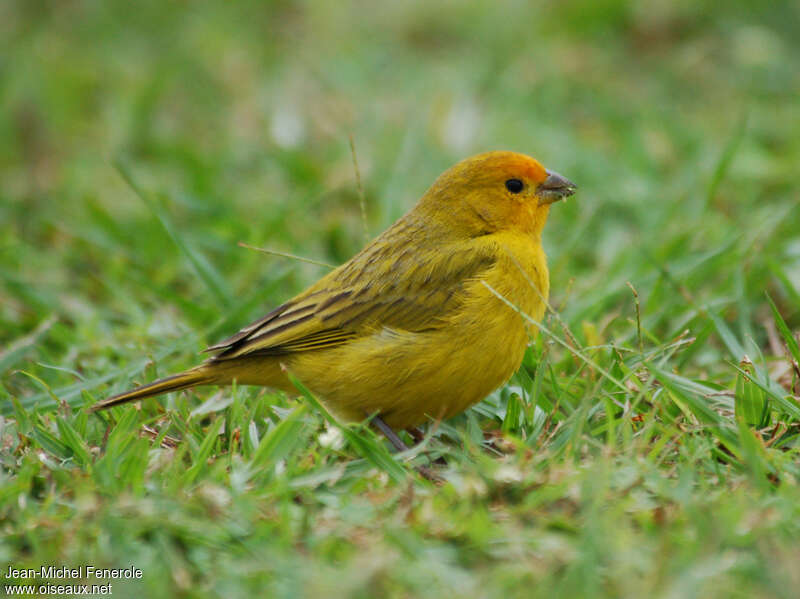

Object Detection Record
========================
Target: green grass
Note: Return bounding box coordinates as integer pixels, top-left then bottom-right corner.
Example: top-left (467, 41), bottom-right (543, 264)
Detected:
top-left (3, 1), bottom-right (800, 597)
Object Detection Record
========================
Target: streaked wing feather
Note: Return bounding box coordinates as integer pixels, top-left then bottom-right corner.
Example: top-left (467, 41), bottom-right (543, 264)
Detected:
top-left (242, 329), bottom-right (357, 356)
top-left (207, 239), bottom-right (495, 360)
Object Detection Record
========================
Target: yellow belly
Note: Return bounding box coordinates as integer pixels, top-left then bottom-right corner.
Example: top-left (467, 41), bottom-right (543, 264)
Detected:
top-left (287, 238), bottom-right (548, 429)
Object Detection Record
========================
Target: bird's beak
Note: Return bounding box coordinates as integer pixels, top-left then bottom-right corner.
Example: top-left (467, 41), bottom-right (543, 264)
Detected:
top-left (537, 170), bottom-right (577, 206)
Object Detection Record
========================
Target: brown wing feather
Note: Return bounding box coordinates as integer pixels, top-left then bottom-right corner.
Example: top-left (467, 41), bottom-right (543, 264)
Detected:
top-left (206, 231), bottom-right (496, 361)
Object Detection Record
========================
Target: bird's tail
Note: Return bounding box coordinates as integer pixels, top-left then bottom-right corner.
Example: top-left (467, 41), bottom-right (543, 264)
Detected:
top-left (90, 366), bottom-right (216, 412)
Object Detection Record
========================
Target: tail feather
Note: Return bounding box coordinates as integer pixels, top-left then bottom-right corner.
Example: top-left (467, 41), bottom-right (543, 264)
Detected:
top-left (90, 367), bottom-right (214, 411)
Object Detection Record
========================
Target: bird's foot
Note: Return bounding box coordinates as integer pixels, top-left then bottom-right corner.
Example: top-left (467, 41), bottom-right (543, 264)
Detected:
top-left (370, 416), bottom-right (441, 482)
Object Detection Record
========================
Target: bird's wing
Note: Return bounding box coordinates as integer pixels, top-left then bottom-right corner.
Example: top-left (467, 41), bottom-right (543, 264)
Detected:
top-left (205, 240), bottom-right (495, 360)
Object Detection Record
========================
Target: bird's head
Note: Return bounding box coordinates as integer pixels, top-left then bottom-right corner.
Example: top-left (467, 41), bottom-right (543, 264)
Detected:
top-left (420, 151), bottom-right (576, 238)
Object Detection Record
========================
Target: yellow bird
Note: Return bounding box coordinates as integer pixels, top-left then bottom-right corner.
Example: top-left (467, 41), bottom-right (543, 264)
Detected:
top-left (92, 151), bottom-right (575, 441)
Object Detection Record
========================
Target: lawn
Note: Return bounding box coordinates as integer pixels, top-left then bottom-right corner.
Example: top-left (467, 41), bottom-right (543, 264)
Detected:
top-left (2, 1), bottom-right (800, 597)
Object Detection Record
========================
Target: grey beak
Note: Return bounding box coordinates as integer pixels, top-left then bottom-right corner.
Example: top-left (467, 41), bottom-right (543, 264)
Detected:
top-left (538, 170), bottom-right (577, 205)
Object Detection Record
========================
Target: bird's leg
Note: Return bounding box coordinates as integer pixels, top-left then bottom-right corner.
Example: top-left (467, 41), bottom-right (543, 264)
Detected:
top-left (370, 415), bottom-right (441, 482)
top-left (407, 425), bottom-right (448, 466)
top-left (371, 415), bottom-right (410, 452)
top-left (406, 427), bottom-right (426, 444)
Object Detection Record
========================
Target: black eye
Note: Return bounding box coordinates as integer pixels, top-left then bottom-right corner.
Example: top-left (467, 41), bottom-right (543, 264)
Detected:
top-left (505, 178), bottom-right (524, 193)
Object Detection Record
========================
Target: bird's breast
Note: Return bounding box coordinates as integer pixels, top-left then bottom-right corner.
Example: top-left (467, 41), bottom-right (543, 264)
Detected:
top-left (286, 235), bottom-right (550, 429)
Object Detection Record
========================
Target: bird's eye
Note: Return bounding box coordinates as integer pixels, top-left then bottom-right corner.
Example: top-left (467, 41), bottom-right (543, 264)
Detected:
top-left (505, 179), bottom-right (524, 193)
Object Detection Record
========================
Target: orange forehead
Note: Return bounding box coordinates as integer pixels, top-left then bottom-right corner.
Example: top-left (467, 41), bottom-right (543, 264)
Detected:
top-left (465, 151), bottom-right (548, 184)
top-left (497, 152), bottom-right (548, 182)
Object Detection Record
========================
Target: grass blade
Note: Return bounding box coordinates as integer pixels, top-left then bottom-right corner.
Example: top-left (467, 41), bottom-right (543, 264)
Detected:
top-left (184, 416), bottom-right (224, 484)
top-left (251, 403), bottom-right (310, 469)
top-left (114, 158), bottom-right (232, 308)
top-left (766, 294), bottom-right (800, 365)
top-left (287, 372), bottom-right (408, 482)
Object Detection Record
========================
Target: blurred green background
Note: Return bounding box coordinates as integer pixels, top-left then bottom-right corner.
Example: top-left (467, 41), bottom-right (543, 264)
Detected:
top-left (2, 1), bottom-right (800, 598)
top-left (3, 0), bottom-right (800, 351)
